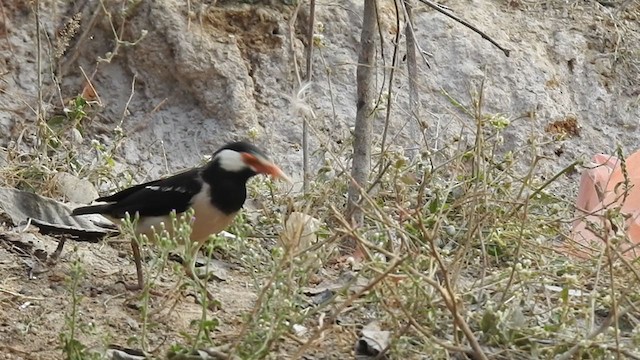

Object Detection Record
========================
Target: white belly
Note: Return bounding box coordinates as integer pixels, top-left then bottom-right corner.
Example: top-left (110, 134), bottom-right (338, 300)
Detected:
top-left (128, 185), bottom-right (237, 244)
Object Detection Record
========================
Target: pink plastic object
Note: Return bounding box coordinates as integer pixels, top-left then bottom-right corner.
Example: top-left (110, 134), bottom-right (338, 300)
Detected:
top-left (569, 151), bottom-right (640, 258)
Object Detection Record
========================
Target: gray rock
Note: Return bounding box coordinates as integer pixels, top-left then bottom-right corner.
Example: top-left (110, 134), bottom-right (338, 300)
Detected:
top-left (53, 172), bottom-right (99, 204)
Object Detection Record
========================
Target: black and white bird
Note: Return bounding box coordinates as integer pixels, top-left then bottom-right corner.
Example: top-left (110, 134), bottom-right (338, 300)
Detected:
top-left (71, 141), bottom-right (290, 303)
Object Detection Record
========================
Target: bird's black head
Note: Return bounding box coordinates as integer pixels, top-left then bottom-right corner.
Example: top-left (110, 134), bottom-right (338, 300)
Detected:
top-left (203, 141), bottom-right (290, 214)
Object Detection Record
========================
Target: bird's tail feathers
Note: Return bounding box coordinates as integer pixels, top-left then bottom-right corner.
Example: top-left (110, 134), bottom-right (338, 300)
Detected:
top-left (71, 204), bottom-right (112, 216)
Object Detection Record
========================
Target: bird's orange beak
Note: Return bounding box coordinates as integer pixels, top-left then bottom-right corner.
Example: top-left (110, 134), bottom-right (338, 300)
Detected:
top-left (242, 153), bottom-right (292, 183)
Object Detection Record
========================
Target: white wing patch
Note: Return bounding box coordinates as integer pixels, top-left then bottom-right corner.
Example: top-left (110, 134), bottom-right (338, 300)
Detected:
top-left (145, 185), bottom-right (189, 193)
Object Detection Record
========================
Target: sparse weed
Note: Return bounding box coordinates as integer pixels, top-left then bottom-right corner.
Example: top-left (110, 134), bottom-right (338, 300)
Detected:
top-left (60, 246), bottom-right (101, 360)
top-left (118, 209), bottom-right (228, 353)
top-left (172, 77), bottom-right (638, 359)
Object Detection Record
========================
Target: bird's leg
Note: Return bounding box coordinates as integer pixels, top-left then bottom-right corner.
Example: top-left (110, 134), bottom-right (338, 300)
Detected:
top-left (122, 237), bottom-right (145, 291)
top-left (47, 236), bottom-right (67, 265)
top-left (119, 237), bottom-right (170, 299)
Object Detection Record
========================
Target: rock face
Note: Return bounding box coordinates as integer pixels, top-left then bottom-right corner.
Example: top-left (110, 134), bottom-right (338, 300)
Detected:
top-left (61, 1), bottom-right (287, 172)
top-left (0, 0), bottom-right (638, 185)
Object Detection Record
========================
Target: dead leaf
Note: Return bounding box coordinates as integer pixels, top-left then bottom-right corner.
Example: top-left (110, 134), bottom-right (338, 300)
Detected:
top-left (545, 115), bottom-right (580, 137)
top-left (308, 288), bottom-right (333, 306)
top-left (303, 271), bottom-right (369, 295)
top-left (168, 254), bottom-right (232, 282)
top-left (194, 258), bottom-right (230, 282)
top-left (292, 324), bottom-right (308, 337)
top-left (81, 81), bottom-right (98, 102)
top-left (106, 345), bottom-right (146, 360)
top-left (0, 187), bottom-right (116, 241)
top-left (166, 344), bottom-right (236, 360)
top-left (279, 212), bottom-right (321, 253)
top-left (355, 321), bottom-right (390, 359)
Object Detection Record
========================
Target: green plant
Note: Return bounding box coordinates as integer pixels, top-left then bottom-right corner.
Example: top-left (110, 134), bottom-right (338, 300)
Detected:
top-left (60, 247), bottom-right (101, 360)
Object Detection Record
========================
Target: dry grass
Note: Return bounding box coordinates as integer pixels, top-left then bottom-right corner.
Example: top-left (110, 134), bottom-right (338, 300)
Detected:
top-left (251, 84), bottom-right (640, 359)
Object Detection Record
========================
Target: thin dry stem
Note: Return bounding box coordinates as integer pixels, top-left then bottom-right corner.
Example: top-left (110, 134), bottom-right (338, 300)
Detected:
top-left (302, 0), bottom-right (316, 193)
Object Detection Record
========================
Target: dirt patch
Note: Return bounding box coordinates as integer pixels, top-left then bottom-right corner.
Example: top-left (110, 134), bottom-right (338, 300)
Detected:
top-left (545, 115), bottom-right (580, 137)
top-left (204, 5), bottom-right (286, 55)
top-left (0, 230), bottom-right (257, 359)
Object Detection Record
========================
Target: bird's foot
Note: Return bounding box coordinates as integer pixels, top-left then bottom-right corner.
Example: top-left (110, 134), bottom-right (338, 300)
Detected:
top-left (46, 237), bottom-right (67, 265)
top-left (116, 279), bottom-right (167, 297)
top-left (119, 280), bottom-right (142, 291)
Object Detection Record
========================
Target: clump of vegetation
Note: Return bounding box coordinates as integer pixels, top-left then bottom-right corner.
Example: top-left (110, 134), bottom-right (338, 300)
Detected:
top-left (196, 84), bottom-right (640, 359)
top-left (60, 247), bottom-right (103, 360)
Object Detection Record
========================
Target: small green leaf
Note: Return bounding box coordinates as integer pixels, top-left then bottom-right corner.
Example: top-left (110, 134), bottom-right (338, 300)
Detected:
top-left (561, 285), bottom-right (569, 304)
top-left (47, 115), bottom-right (66, 130)
top-left (481, 310), bottom-right (498, 335)
top-left (74, 95), bottom-right (87, 109)
top-left (428, 196), bottom-right (440, 213)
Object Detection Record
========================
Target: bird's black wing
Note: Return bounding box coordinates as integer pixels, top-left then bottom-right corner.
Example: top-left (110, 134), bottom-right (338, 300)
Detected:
top-left (99, 168), bottom-right (205, 218)
top-left (96, 179), bottom-right (163, 203)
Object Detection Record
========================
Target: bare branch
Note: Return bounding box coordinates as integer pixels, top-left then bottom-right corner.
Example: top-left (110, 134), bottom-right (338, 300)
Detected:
top-left (378, 0), bottom-right (401, 172)
top-left (302, 0), bottom-right (316, 193)
top-left (417, 0), bottom-right (511, 57)
top-left (346, 0), bottom-right (379, 252)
